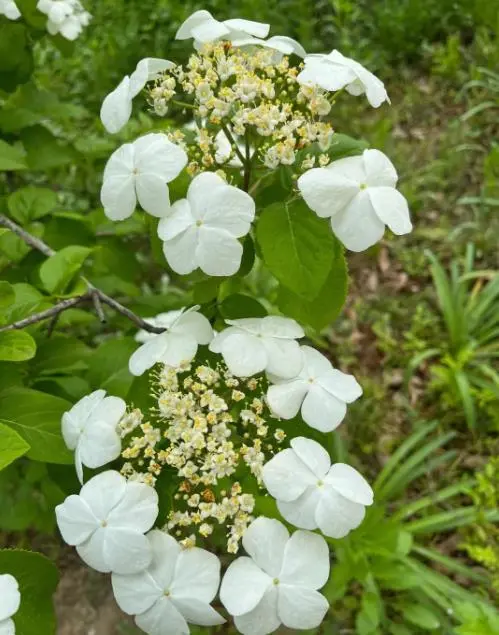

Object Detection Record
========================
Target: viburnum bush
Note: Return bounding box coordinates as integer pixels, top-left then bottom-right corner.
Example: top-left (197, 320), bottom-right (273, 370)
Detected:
top-left (0, 7), bottom-right (415, 635)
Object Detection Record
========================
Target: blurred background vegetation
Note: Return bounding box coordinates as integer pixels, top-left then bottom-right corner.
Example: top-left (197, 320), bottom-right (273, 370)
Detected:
top-left (1, 0), bottom-right (499, 633)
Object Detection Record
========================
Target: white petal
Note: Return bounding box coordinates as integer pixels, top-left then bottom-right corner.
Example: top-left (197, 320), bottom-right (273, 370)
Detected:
top-left (242, 517), bottom-right (289, 577)
top-left (129, 58), bottom-right (175, 98)
top-left (76, 527), bottom-right (109, 572)
top-left (0, 575), bottom-right (20, 622)
top-left (369, 187), bottom-right (412, 235)
top-left (103, 528), bottom-right (153, 574)
top-left (191, 18), bottom-right (229, 43)
top-left (298, 168), bottom-right (359, 219)
top-left (325, 463), bottom-right (374, 505)
top-left (80, 470), bottom-right (126, 519)
top-left (172, 598), bottom-right (225, 627)
top-left (187, 172), bottom-right (226, 212)
top-left (266, 35), bottom-right (306, 57)
top-left (175, 10), bottom-right (214, 40)
top-left (298, 57), bottom-right (355, 92)
top-left (100, 175), bottom-right (137, 221)
top-left (100, 76), bottom-right (132, 134)
top-left (78, 420), bottom-right (122, 469)
top-left (290, 437), bottom-right (331, 478)
top-left (147, 530), bottom-right (181, 588)
top-left (233, 587), bottom-right (280, 635)
top-left (260, 316), bottom-right (305, 339)
top-left (208, 326), bottom-right (240, 353)
top-left (91, 395), bottom-right (127, 425)
top-left (220, 557), bottom-right (271, 617)
top-left (163, 226), bottom-right (199, 275)
top-left (330, 191), bottom-right (385, 252)
top-left (267, 380), bottom-right (308, 420)
top-left (363, 149), bottom-right (398, 187)
top-left (278, 585), bottom-right (329, 630)
top-left (55, 495), bottom-right (98, 545)
top-left (172, 311), bottom-right (213, 345)
top-left (277, 487), bottom-right (321, 530)
top-left (128, 334), bottom-right (170, 376)
top-left (280, 531), bottom-right (329, 589)
top-left (317, 368), bottom-right (362, 403)
top-left (300, 346), bottom-right (331, 378)
top-left (204, 185), bottom-right (255, 237)
top-left (134, 133), bottom-right (188, 183)
top-left (315, 487), bottom-right (366, 538)
top-left (326, 153), bottom-right (366, 183)
top-left (160, 333), bottom-right (198, 367)
top-left (301, 386), bottom-right (347, 432)
top-left (224, 18), bottom-right (270, 38)
top-left (135, 173), bottom-right (171, 218)
top-left (112, 570), bottom-right (161, 616)
top-left (262, 448), bottom-right (316, 502)
top-left (356, 66), bottom-right (389, 108)
top-left (136, 596), bottom-right (189, 635)
top-left (108, 481), bottom-right (159, 532)
top-left (197, 227), bottom-right (243, 276)
top-left (219, 333), bottom-right (268, 377)
top-left (157, 199), bottom-right (194, 240)
top-left (171, 548), bottom-right (221, 603)
top-left (262, 338), bottom-right (304, 379)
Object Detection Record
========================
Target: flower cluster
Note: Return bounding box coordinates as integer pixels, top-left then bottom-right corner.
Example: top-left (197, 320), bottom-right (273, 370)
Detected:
top-left (0, 574), bottom-right (21, 634)
top-left (1, 0), bottom-right (91, 40)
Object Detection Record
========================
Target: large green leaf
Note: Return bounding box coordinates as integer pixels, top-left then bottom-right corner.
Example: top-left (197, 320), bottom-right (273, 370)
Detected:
top-left (20, 125), bottom-right (77, 170)
top-left (39, 245), bottom-right (92, 294)
top-left (0, 388), bottom-right (72, 464)
top-left (0, 331), bottom-right (36, 362)
top-left (256, 199), bottom-right (336, 300)
top-left (0, 281), bottom-right (15, 310)
top-left (0, 139), bottom-right (28, 171)
top-left (0, 22), bottom-right (33, 92)
top-left (33, 335), bottom-right (91, 375)
top-left (7, 186), bottom-right (58, 224)
top-left (277, 238), bottom-right (348, 330)
top-left (220, 294), bottom-right (267, 319)
top-left (0, 421), bottom-right (30, 471)
top-left (0, 549), bottom-right (58, 635)
top-left (85, 337), bottom-right (137, 398)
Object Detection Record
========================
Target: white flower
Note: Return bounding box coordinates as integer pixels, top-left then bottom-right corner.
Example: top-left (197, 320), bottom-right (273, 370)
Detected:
top-left (112, 530), bottom-right (225, 635)
top-left (36, 0), bottom-right (91, 41)
top-left (209, 316), bottom-right (305, 379)
top-left (220, 517), bottom-right (329, 634)
top-left (0, 0), bottom-right (20, 20)
top-left (262, 437), bottom-right (373, 538)
top-left (129, 306), bottom-right (213, 376)
top-left (232, 35), bottom-right (306, 59)
top-left (0, 574), bottom-right (20, 635)
top-left (101, 133), bottom-right (187, 221)
top-left (298, 148), bottom-right (412, 251)
top-left (100, 58), bottom-right (175, 134)
top-left (175, 9), bottom-right (269, 46)
top-left (158, 172), bottom-right (255, 277)
top-left (61, 389), bottom-right (126, 484)
top-left (56, 470), bottom-right (158, 574)
top-left (297, 49), bottom-right (389, 108)
top-left (267, 346), bottom-right (362, 432)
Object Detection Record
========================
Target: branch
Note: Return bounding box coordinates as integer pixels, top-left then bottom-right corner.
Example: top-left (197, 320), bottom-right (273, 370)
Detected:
top-left (0, 214), bottom-right (167, 335)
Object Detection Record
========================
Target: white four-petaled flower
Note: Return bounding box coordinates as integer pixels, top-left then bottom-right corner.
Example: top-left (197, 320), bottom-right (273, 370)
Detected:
top-left (36, 0), bottom-right (91, 41)
top-left (209, 316), bottom-right (304, 379)
top-left (101, 58), bottom-right (175, 134)
top-left (0, 574), bottom-right (20, 635)
top-left (298, 148), bottom-right (412, 251)
top-left (101, 133), bottom-right (187, 221)
top-left (61, 389), bottom-right (126, 484)
top-left (158, 172), bottom-right (255, 277)
top-left (220, 517), bottom-right (330, 634)
top-left (112, 530), bottom-right (225, 635)
top-left (176, 10), bottom-right (270, 46)
top-left (267, 345), bottom-right (362, 432)
top-left (263, 437), bottom-right (373, 538)
top-left (297, 50), bottom-right (389, 108)
top-left (0, 0), bottom-right (20, 19)
top-left (56, 471), bottom-right (159, 574)
top-left (129, 306), bottom-right (213, 376)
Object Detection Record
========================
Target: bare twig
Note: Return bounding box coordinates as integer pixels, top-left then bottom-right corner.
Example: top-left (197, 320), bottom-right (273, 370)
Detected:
top-left (0, 214), bottom-right (167, 335)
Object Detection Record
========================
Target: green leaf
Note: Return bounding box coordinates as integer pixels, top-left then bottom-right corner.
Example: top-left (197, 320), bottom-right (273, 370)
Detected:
top-left (0, 22), bottom-right (33, 92)
top-left (0, 331), bottom-right (36, 362)
top-left (3, 283), bottom-right (45, 323)
top-left (33, 335), bottom-right (91, 375)
top-left (327, 133), bottom-right (369, 161)
top-left (85, 337), bottom-right (137, 398)
top-left (220, 294), bottom-right (267, 319)
top-left (192, 278), bottom-right (224, 304)
top-left (7, 186), bottom-right (58, 224)
top-left (0, 388), bottom-right (72, 464)
top-left (401, 604), bottom-right (440, 630)
top-left (39, 245), bottom-right (92, 294)
top-left (20, 125), bottom-right (77, 170)
top-left (277, 238), bottom-right (348, 330)
top-left (0, 139), bottom-right (27, 170)
top-left (257, 199), bottom-right (336, 300)
top-left (0, 549), bottom-right (58, 635)
top-left (0, 281), bottom-right (15, 310)
top-left (0, 421), bottom-right (30, 471)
